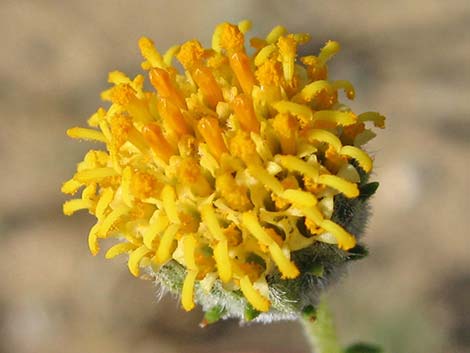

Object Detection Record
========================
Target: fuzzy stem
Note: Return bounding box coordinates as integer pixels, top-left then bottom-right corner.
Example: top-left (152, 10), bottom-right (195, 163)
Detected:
top-left (300, 299), bottom-right (342, 353)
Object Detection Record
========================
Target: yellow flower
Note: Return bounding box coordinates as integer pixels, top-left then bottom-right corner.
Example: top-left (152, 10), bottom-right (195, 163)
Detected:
top-left (62, 20), bottom-right (385, 318)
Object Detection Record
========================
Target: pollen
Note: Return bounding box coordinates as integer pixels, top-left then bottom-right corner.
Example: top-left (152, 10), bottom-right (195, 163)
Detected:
top-left (62, 21), bottom-right (385, 315)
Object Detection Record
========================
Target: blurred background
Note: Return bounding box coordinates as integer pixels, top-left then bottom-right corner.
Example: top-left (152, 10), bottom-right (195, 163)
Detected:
top-left (1, 0), bottom-right (469, 352)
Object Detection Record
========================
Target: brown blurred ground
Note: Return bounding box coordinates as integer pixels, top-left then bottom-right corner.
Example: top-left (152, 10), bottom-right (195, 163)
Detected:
top-left (1, 0), bottom-right (469, 352)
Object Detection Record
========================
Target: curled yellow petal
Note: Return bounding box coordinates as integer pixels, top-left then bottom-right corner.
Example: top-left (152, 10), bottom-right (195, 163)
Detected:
top-left (95, 188), bottom-right (114, 220)
top-left (201, 204), bottom-right (225, 241)
top-left (88, 224), bottom-right (100, 256)
top-left (317, 174), bottom-right (359, 198)
top-left (239, 275), bottom-right (270, 312)
top-left (143, 211), bottom-right (169, 250)
top-left (271, 101), bottom-right (313, 120)
top-left (156, 224), bottom-right (179, 264)
top-left (275, 155), bottom-right (319, 181)
top-left (63, 199), bottom-right (93, 216)
top-left (105, 242), bottom-right (138, 259)
top-left (161, 185), bottom-right (179, 224)
top-left (214, 239), bottom-right (232, 283)
top-left (183, 234), bottom-right (197, 270)
top-left (320, 219), bottom-right (356, 250)
top-left (128, 245), bottom-right (153, 277)
top-left (281, 189), bottom-right (317, 207)
top-left (247, 165), bottom-right (284, 195)
top-left (268, 243), bottom-right (300, 279)
top-left (332, 80), bottom-right (355, 100)
top-left (98, 205), bottom-right (129, 237)
top-left (300, 80), bottom-right (333, 101)
top-left (358, 112), bottom-right (386, 128)
top-left (61, 179), bottom-right (82, 195)
top-left (74, 168), bottom-right (118, 183)
top-left (318, 40), bottom-right (340, 65)
top-left (340, 145), bottom-right (373, 173)
top-left (138, 37), bottom-right (164, 68)
top-left (308, 129), bottom-right (342, 152)
top-left (313, 110), bottom-right (357, 126)
top-left (266, 25), bottom-right (286, 44)
top-left (67, 127), bottom-right (107, 143)
top-left (182, 269), bottom-right (198, 311)
top-left (241, 212), bottom-right (274, 246)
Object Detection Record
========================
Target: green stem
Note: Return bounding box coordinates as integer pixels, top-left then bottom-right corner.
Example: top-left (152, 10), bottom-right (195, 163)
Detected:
top-left (300, 299), bottom-right (342, 353)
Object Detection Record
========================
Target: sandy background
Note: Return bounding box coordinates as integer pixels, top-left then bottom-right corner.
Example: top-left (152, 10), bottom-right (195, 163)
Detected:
top-left (1, 0), bottom-right (469, 352)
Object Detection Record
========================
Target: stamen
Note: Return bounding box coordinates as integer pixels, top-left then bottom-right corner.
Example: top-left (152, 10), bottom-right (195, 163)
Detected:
top-left (192, 66), bottom-right (224, 108)
top-left (157, 98), bottom-right (191, 136)
top-left (141, 123), bottom-right (175, 163)
top-left (105, 242), bottom-right (137, 259)
top-left (182, 269), bottom-right (198, 311)
top-left (197, 117), bottom-right (228, 160)
top-left (232, 94), bottom-right (260, 133)
top-left (66, 127), bottom-right (107, 143)
top-left (340, 145), bottom-right (373, 173)
top-left (239, 275), bottom-right (270, 312)
top-left (317, 174), bottom-right (359, 198)
top-left (229, 52), bottom-right (256, 95)
top-left (128, 245), bottom-right (153, 277)
top-left (149, 67), bottom-right (186, 109)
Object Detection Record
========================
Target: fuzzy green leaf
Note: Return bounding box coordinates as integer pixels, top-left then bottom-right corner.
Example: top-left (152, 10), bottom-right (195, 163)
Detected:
top-left (347, 244), bottom-right (369, 261)
top-left (359, 182), bottom-right (380, 200)
top-left (344, 342), bottom-right (383, 353)
top-left (203, 305), bottom-right (226, 325)
top-left (244, 303), bottom-right (261, 321)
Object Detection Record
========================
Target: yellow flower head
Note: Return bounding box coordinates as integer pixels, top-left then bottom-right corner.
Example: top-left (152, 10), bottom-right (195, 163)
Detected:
top-left (62, 20), bottom-right (385, 322)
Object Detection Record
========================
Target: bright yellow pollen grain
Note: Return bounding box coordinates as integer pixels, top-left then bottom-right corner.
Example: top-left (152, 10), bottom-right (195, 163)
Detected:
top-left (176, 40), bottom-right (205, 70)
top-left (62, 20), bottom-right (384, 314)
